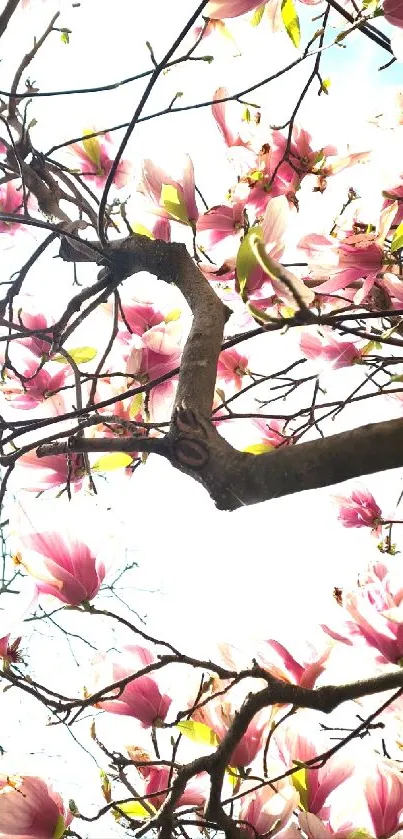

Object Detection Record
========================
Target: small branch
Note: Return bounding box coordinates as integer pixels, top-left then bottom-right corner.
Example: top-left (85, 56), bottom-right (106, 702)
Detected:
top-left (9, 12), bottom-right (60, 120)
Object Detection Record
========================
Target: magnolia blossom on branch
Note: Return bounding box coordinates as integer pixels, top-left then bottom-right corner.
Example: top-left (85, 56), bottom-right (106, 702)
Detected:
top-left (0, 775), bottom-right (73, 838)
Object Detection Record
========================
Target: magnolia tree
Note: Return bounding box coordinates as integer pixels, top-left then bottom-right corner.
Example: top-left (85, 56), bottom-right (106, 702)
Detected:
top-left (3, 0), bottom-right (403, 837)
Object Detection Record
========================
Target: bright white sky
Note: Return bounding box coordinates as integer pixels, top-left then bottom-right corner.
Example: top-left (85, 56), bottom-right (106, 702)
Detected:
top-left (0, 1), bottom-right (402, 836)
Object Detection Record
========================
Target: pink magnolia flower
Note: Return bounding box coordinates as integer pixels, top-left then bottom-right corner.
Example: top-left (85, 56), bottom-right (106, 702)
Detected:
top-left (365, 759), bottom-right (403, 836)
top-left (212, 88), bottom-right (254, 149)
top-left (119, 299), bottom-right (166, 338)
top-left (193, 695), bottom-right (268, 768)
top-left (196, 202), bottom-right (245, 260)
top-left (217, 347), bottom-right (250, 391)
top-left (298, 812), bottom-right (359, 839)
top-left (0, 346), bottom-right (68, 411)
top-left (314, 151), bottom-right (370, 193)
top-left (273, 723), bottom-right (355, 816)
top-left (239, 777), bottom-right (298, 838)
top-left (137, 155), bottom-right (198, 224)
top-left (191, 18), bottom-right (240, 54)
top-left (15, 507), bottom-right (107, 606)
top-left (126, 326), bottom-right (182, 421)
top-left (92, 645), bottom-right (172, 728)
top-left (383, 0), bottom-right (403, 28)
top-left (70, 130), bottom-right (132, 189)
top-left (382, 179), bottom-right (403, 228)
top-left (0, 182), bottom-right (24, 234)
top-left (299, 328), bottom-right (363, 370)
top-left (14, 450), bottom-right (85, 493)
top-left (231, 146), bottom-right (297, 219)
top-left (136, 763), bottom-right (208, 811)
top-left (0, 774), bottom-right (72, 838)
top-left (323, 584), bottom-right (403, 665)
top-left (231, 126), bottom-right (341, 218)
top-left (256, 638), bottom-right (331, 689)
top-left (12, 307), bottom-right (53, 359)
top-left (298, 202), bottom-right (397, 304)
top-left (270, 126), bottom-right (337, 192)
top-left (205, 0), bottom-right (263, 18)
top-left (249, 417), bottom-right (293, 450)
top-left (333, 488), bottom-right (383, 537)
top-left (0, 635), bottom-right (22, 668)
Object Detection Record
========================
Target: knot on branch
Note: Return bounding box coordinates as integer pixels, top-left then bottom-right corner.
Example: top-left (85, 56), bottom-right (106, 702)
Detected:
top-left (171, 403), bottom-right (210, 469)
top-left (172, 436), bottom-right (209, 469)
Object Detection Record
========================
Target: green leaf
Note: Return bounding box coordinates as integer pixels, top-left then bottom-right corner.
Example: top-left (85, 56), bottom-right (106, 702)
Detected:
top-left (226, 766), bottom-right (240, 788)
top-left (236, 226), bottom-right (264, 300)
top-left (92, 452), bottom-right (133, 472)
top-left (113, 800), bottom-right (154, 820)
top-left (361, 340), bottom-right (383, 355)
top-left (250, 4), bottom-right (265, 25)
top-left (131, 222), bottom-right (154, 239)
top-left (345, 832), bottom-right (373, 839)
top-left (53, 815), bottom-right (66, 839)
top-left (292, 766), bottom-right (308, 810)
top-left (60, 29), bottom-right (70, 44)
top-left (164, 308), bottom-right (181, 322)
top-left (100, 769), bottom-right (111, 803)
top-left (129, 392), bottom-right (143, 419)
top-left (391, 221), bottom-right (403, 253)
top-left (53, 346), bottom-right (97, 364)
top-left (281, 0), bottom-right (301, 47)
top-left (243, 442), bottom-right (274, 454)
top-left (82, 130), bottom-right (101, 168)
top-left (160, 183), bottom-right (189, 225)
top-left (177, 719), bottom-right (219, 747)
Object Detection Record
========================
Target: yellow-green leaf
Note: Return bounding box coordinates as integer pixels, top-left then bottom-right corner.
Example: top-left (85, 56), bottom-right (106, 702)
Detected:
top-left (82, 130), bottom-right (101, 168)
top-left (53, 815), bottom-right (66, 839)
top-left (250, 3), bottom-right (265, 25)
top-left (177, 720), bottom-right (219, 747)
top-left (113, 800), bottom-right (153, 820)
top-left (160, 183), bottom-right (189, 225)
top-left (131, 222), bottom-right (154, 239)
top-left (320, 78), bottom-right (331, 94)
top-left (247, 302), bottom-right (278, 324)
top-left (100, 769), bottom-right (111, 803)
top-left (281, 0), bottom-right (301, 47)
top-left (361, 340), bottom-right (382, 355)
top-left (226, 766), bottom-right (240, 788)
top-left (53, 346), bottom-right (97, 364)
top-left (243, 442), bottom-right (274, 455)
top-left (129, 392), bottom-right (143, 419)
top-left (92, 452), bottom-right (133, 472)
top-left (165, 308), bottom-right (181, 322)
top-left (291, 766), bottom-right (308, 810)
top-left (391, 221), bottom-right (403, 253)
top-left (279, 305), bottom-right (297, 319)
top-left (236, 226), bottom-right (264, 300)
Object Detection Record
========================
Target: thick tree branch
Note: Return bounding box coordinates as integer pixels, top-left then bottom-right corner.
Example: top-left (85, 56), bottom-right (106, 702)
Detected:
top-left (0, 0), bottom-right (20, 40)
top-left (36, 233), bottom-right (403, 510)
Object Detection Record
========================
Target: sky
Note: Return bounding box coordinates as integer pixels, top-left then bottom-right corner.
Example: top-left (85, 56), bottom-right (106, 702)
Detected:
top-left (0, 1), bottom-right (402, 836)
